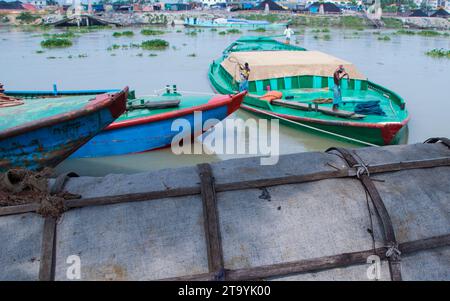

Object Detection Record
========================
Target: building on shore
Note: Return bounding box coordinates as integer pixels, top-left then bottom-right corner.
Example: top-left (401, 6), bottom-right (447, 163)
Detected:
top-left (431, 7), bottom-right (449, 17)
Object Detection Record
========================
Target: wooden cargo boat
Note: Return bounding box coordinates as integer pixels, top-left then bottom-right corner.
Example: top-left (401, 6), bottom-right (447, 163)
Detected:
top-left (208, 36), bottom-right (410, 146)
top-left (0, 88), bottom-right (128, 171)
top-left (71, 88), bottom-right (246, 158)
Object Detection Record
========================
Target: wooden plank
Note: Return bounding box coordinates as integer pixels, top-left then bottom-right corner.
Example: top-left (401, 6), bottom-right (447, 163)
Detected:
top-left (329, 147), bottom-right (402, 281)
top-left (271, 99), bottom-right (365, 119)
top-left (127, 99), bottom-right (180, 111)
top-left (0, 203), bottom-right (38, 217)
top-left (226, 248), bottom-right (384, 281)
top-left (0, 157), bottom-right (448, 217)
top-left (400, 234), bottom-right (450, 254)
top-left (224, 234), bottom-right (450, 281)
top-left (38, 217), bottom-right (57, 281)
top-left (64, 187), bottom-right (201, 209)
top-left (158, 272), bottom-right (216, 281)
top-left (198, 163), bottom-right (224, 276)
top-left (215, 169), bottom-right (349, 192)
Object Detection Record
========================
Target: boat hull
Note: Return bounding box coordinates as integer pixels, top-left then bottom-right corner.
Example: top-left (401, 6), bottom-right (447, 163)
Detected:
top-left (241, 104), bottom-right (409, 146)
top-left (0, 89), bottom-right (128, 171)
top-left (71, 92), bottom-right (245, 158)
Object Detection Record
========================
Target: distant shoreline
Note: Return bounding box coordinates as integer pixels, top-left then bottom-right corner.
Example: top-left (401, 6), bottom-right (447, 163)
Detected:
top-left (1, 10), bottom-right (449, 30)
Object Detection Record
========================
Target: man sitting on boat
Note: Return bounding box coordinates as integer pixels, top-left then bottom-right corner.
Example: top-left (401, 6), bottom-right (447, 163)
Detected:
top-left (283, 25), bottom-right (294, 44)
top-left (239, 63), bottom-right (251, 92)
top-left (333, 65), bottom-right (350, 111)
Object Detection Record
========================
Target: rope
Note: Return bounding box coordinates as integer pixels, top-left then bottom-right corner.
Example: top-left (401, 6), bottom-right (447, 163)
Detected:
top-left (354, 162), bottom-right (370, 178)
top-left (385, 242), bottom-right (402, 261)
top-left (243, 105), bottom-right (379, 147)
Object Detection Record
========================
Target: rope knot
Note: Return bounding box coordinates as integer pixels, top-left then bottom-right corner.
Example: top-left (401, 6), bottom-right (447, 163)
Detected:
top-left (354, 163), bottom-right (370, 178)
top-left (386, 242), bottom-right (401, 261)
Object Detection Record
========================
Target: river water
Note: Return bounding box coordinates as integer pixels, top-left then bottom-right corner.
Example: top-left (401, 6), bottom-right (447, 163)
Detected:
top-left (1, 25), bottom-right (449, 176)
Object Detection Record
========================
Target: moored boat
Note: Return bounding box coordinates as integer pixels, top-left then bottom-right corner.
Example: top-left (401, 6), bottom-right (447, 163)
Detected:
top-left (208, 36), bottom-right (410, 146)
top-left (0, 88), bottom-right (128, 171)
top-left (184, 17), bottom-right (287, 29)
top-left (71, 87), bottom-right (246, 158)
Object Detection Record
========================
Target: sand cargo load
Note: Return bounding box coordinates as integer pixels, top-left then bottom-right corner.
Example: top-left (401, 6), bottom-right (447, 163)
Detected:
top-left (0, 138), bottom-right (449, 281)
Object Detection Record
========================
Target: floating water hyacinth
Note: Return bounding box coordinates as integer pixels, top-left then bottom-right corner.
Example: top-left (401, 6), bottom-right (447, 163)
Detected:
top-left (113, 31), bottom-right (134, 37)
top-left (41, 38), bottom-right (72, 48)
top-left (425, 48), bottom-right (450, 58)
top-left (141, 29), bottom-right (165, 36)
top-left (140, 39), bottom-right (169, 50)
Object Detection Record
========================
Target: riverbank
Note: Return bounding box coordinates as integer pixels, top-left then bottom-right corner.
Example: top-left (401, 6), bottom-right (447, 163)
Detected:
top-left (1, 10), bottom-right (450, 30)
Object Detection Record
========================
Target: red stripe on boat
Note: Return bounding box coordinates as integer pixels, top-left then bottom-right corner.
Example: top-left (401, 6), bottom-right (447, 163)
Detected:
top-left (241, 104), bottom-right (410, 145)
top-left (106, 91), bottom-right (246, 131)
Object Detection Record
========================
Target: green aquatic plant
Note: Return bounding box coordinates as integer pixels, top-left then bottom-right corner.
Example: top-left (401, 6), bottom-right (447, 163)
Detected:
top-left (141, 39), bottom-right (169, 50)
top-left (323, 34), bottom-right (331, 40)
top-left (129, 43), bottom-right (141, 48)
top-left (136, 53), bottom-right (143, 57)
top-left (185, 31), bottom-right (197, 36)
top-left (425, 48), bottom-right (450, 58)
top-left (396, 29), bottom-right (416, 35)
top-left (67, 25), bottom-right (112, 34)
top-left (148, 53), bottom-right (158, 57)
top-left (210, 28), bottom-right (218, 32)
top-left (78, 53), bottom-right (88, 58)
top-left (176, 30), bottom-right (182, 33)
top-left (417, 30), bottom-right (441, 37)
top-left (35, 50), bottom-right (45, 54)
top-left (250, 27), bottom-right (266, 32)
top-left (44, 32), bottom-right (75, 39)
top-left (141, 29), bottom-right (165, 36)
top-left (113, 31), bottom-right (134, 37)
top-left (227, 29), bottom-right (242, 34)
top-left (188, 53), bottom-right (197, 57)
top-left (218, 31), bottom-right (227, 35)
top-left (378, 35), bottom-right (391, 41)
top-left (41, 38), bottom-right (72, 48)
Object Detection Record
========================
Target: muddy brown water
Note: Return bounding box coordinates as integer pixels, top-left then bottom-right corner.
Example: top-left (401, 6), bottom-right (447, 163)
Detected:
top-left (0, 26), bottom-right (449, 176)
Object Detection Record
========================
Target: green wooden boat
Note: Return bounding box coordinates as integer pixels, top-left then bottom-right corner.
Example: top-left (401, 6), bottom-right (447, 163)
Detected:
top-left (208, 36), bottom-right (410, 146)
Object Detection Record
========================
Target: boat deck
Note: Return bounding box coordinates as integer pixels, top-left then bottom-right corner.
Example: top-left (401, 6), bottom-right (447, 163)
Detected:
top-left (117, 95), bottom-right (212, 122)
top-left (0, 95), bottom-right (93, 132)
top-left (253, 88), bottom-right (407, 124)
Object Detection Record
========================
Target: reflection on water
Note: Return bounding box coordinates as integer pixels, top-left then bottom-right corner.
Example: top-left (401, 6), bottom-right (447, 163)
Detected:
top-left (1, 26), bottom-right (449, 176)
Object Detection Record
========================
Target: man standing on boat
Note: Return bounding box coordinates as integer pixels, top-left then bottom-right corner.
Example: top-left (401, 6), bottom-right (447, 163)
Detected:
top-left (239, 63), bottom-right (250, 92)
top-left (0, 83), bottom-right (4, 94)
top-left (283, 25), bottom-right (294, 44)
top-left (333, 65), bottom-right (349, 111)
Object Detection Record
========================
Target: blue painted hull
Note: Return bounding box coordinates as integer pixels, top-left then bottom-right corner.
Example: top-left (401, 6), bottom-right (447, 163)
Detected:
top-left (71, 106), bottom-right (228, 158)
top-left (0, 109), bottom-right (117, 171)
